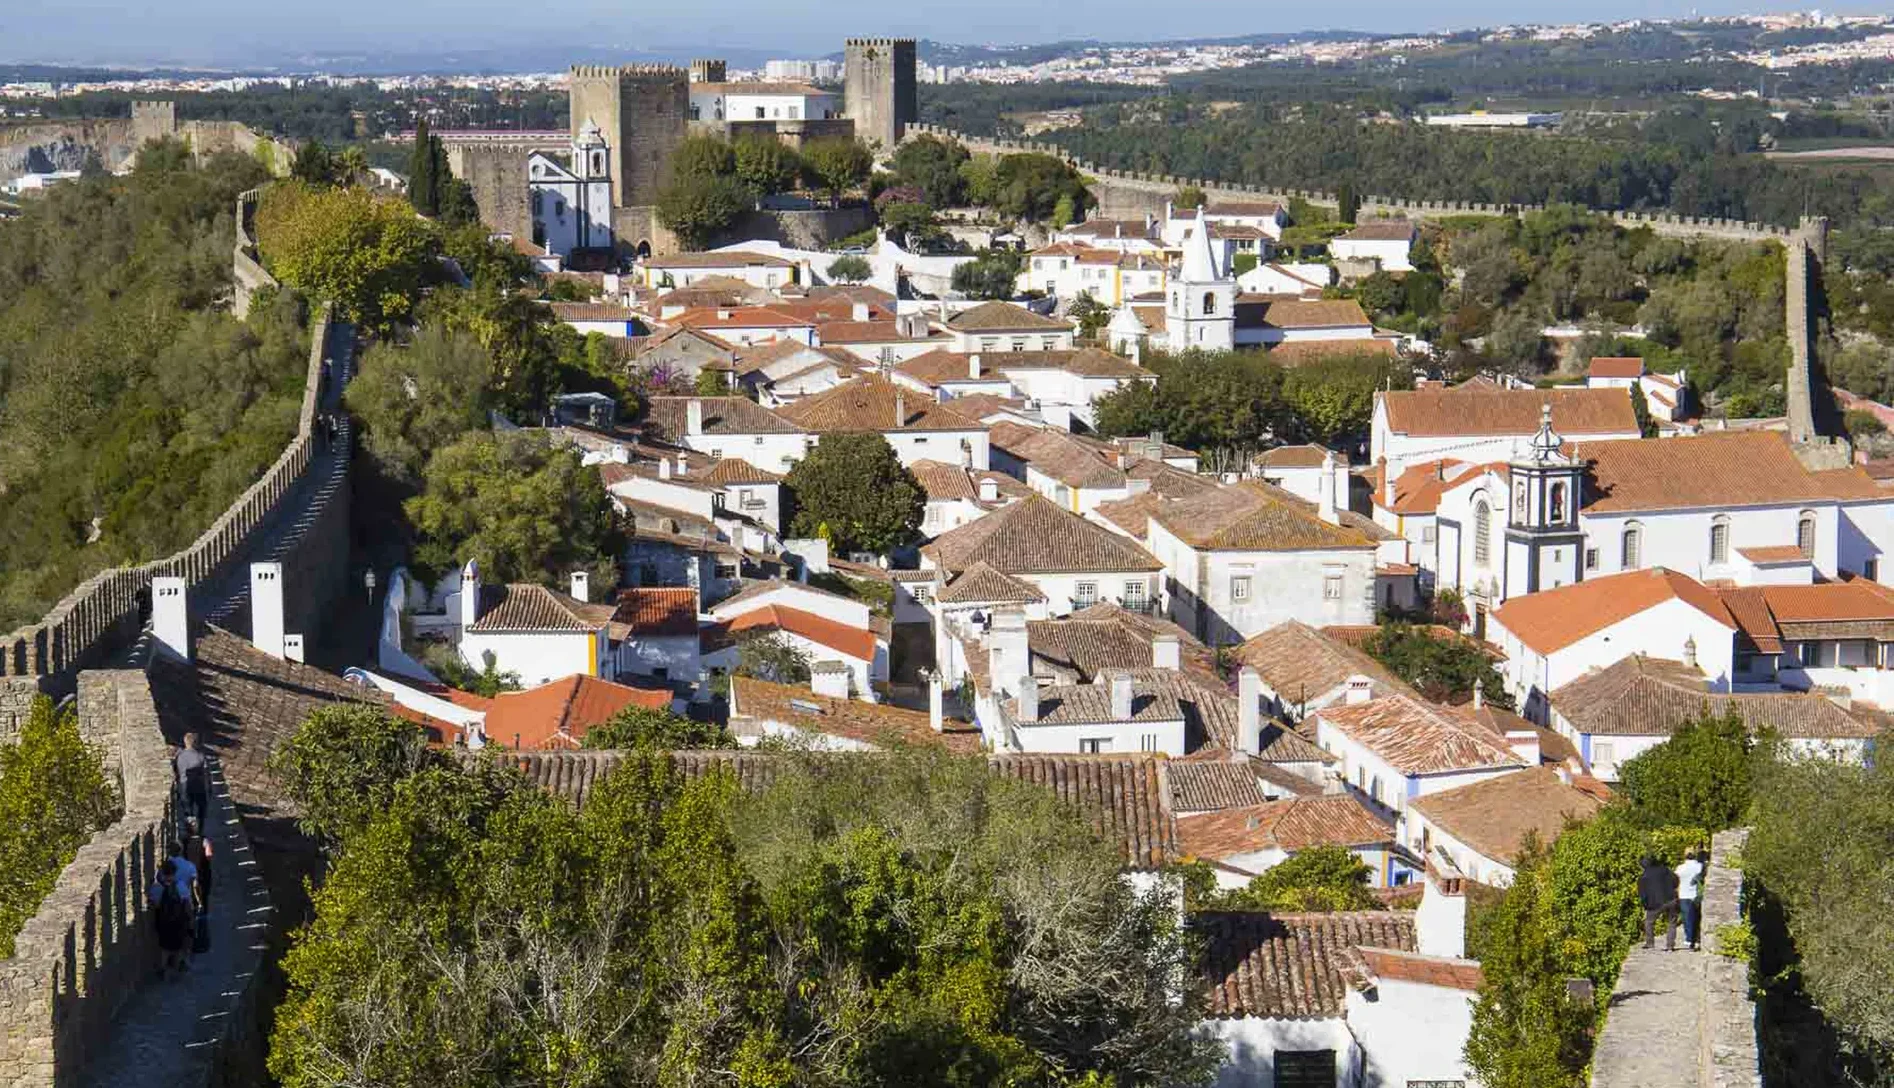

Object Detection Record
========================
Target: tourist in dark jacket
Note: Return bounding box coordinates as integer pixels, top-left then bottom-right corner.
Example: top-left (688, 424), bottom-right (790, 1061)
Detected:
top-left (1638, 854), bottom-right (1678, 951)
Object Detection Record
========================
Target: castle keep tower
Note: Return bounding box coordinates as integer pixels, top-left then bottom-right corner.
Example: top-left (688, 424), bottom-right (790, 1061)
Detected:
top-left (567, 64), bottom-right (689, 208)
top-left (844, 38), bottom-right (917, 151)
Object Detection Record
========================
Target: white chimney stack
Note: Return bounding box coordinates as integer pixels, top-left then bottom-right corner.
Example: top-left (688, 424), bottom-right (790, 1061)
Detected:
top-left (459, 559), bottom-right (481, 629)
top-left (1152, 634), bottom-right (1180, 670)
top-left (659, 458), bottom-right (672, 480)
top-left (1506, 729), bottom-right (1541, 767)
top-left (152, 576), bottom-right (190, 662)
top-left (978, 476), bottom-right (999, 503)
top-left (1110, 672), bottom-right (1134, 721)
top-left (853, 301), bottom-right (872, 321)
top-left (1318, 452), bottom-right (1340, 525)
top-left (686, 398), bottom-right (704, 436)
top-left (1473, 678), bottom-right (1484, 710)
top-left (1238, 666), bottom-right (1262, 754)
top-left (283, 634), bottom-right (306, 664)
top-left (1383, 464), bottom-right (1396, 509)
top-left (988, 609), bottom-right (1030, 695)
top-left (570, 571), bottom-right (590, 604)
top-left (1416, 859), bottom-right (1468, 960)
top-left (1344, 674), bottom-right (1374, 705)
top-left (676, 452), bottom-right (689, 476)
top-left (969, 353), bottom-right (982, 379)
top-left (249, 561), bottom-right (286, 659)
top-left (894, 391), bottom-right (907, 429)
top-left (810, 661), bottom-right (852, 699)
top-left (1016, 674), bottom-right (1040, 722)
top-left (927, 670), bottom-right (944, 732)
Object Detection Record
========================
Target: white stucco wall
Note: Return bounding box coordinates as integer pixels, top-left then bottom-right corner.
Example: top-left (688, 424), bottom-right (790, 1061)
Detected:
top-left (1492, 598), bottom-right (1737, 720)
top-left (1204, 1016), bottom-right (1360, 1088)
top-left (710, 582), bottom-right (872, 630)
top-left (460, 628), bottom-right (602, 688)
top-left (683, 431), bottom-right (812, 475)
top-left (1345, 978), bottom-right (1478, 1085)
top-left (1149, 522), bottom-right (1374, 645)
top-left (1011, 715), bottom-right (1188, 756)
top-left (1330, 236), bottom-right (1413, 272)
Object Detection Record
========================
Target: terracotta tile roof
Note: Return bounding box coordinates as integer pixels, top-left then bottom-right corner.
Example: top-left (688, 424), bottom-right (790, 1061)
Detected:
top-left (988, 422), bottom-right (1127, 490)
top-left (1152, 481), bottom-right (1378, 551)
top-left (817, 319), bottom-right (912, 344)
top-left (637, 325), bottom-right (738, 354)
top-left (1197, 911), bottom-right (1417, 1019)
top-left (1095, 666), bottom-right (1251, 751)
top-left (808, 283), bottom-right (896, 305)
top-left (923, 495), bottom-right (1163, 575)
top-left (1127, 459), bottom-right (1218, 497)
top-left (1370, 459), bottom-right (1467, 515)
top-left (946, 301), bottom-right (1072, 332)
top-left (646, 249), bottom-right (797, 269)
top-left (1179, 795), bottom-right (1393, 862)
top-left (1061, 218), bottom-right (1160, 239)
top-left (700, 457), bottom-right (784, 485)
top-left (1205, 200), bottom-right (1284, 218)
top-left (1092, 491), bottom-right (1167, 537)
top-left (1409, 767), bottom-right (1602, 865)
top-left (1209, 223), bottom-right (1267, 240)
top-left (612, 587), bottom-right (700, 637)
top-left (1027, 680), bottom-right (1188, 725)
top-left (1232, 621), bottom-right (1415, 706)
top-left (907, 459), bottom-right (1030, 504)
top-left (1250, 298), bottom-right (1372, 330)
top-left (1748, 581), bottom-right (1894, 635)
top-left (711, 577), bottom-right (859, 616)
top-left (1379, 386), bottom-right (1638, 438)
top-left (1738, 545), bottom-right (1807, 564)
top-left (485, 674), bottom-right (672, 750)
top-left (1574, 431), bottom-right (1882, 514)
top-left (470, 583), bottom-right (608, 633)
top-left (775, 375), bottom-right (984, 434)
top-left (1167, 760), bottom-right (1273, 813)
top-left (1317, 693), bottom-right (1526, 776)
top-left (1356, 948), bottom-right (1484, 992)
top-left (1339, 220), bottom-right (1416, 242)
top-left (1070, 601), bottom-right (1220, 661)
top-left (1491, 568), bottom-right (1736, 657)
top-left (938, 561), bottom-right (1047, 604)
top-left (1255, 444), bottom-right (1334, 469)
top-left (1267, 339), bottom-right (1399, 366)
top-left (937, 392), bottom-right (1031, 421)
top-left (644, 396), bottom-right (802, 436)
top-left (1588, 356), bottom-right (1646, 379)
top-left (722, 604), bottom-right (878, 661)
top-left (988, 753), bottom-right (1179, 869)
top-left (1550, 654), bottom-right (1886, 740)
top-left (673, 305), bottom-right (819, 330)
top-left (730, 676), bottom-right (982, 752)
top-left (549, 302), bottom-right (640, 322)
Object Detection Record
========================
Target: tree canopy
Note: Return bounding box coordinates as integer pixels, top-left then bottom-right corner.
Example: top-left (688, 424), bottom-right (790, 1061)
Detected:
top-left (0, 696), bottom-right (119, 956)
top-left (345, 323), bottom-right (494, 485)
top-left (403, 431), bottom-right (621, 586)
top-left (1615, 709), bottom-right (1754, 831)
top-left (783, 433), bottom-right (925, 555)
top-left (583, 705), bottom-right (737, 751)
top-left (266, 740), bottom-right (1221, 1088)
top-left (949, 249), bottom-right (1024, 301)
top-left (1360, 623), bottom-right (1513, 709)
top-left (255, 182), bottom-right (440, 331)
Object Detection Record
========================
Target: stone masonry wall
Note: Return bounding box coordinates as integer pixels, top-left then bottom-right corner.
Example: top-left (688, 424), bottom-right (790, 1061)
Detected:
top-left (1701, 829), bottom-right (1762, 1088)
top-left (445, 141), bottom-right (538, 243)
top-left (0, 671), bottom-right (170, 1088)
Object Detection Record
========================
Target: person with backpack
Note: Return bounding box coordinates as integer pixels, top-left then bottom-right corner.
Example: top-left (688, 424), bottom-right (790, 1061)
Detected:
top-left (182, 818), bottom-right (214, 955)
top-left (1638, 854), bottom-right (1679, 952)
top-left (148, 859), bottom-right (192, 976)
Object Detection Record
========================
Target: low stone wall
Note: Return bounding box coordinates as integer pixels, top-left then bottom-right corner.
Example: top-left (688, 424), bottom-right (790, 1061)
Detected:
top-left (0, 301), bottom-right (331, 699)
top-left (232, 188), bottom-right (278, 320)
top-left (0, 671), bottom-right (170, 1087)
top-left (719, 206), bottom-right (876, 251)
top-left (1701, 829), bottom-right (1761, 1088)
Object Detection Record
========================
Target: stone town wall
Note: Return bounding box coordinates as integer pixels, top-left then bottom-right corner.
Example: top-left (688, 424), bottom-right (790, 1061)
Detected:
top-left (719, 205), bottom-right (876, 251)
top-left (444, 140), bottom-right (541, 243)
top-left (901, 123), bottom-right (1801, 243)
top-left (0, 120), bottom-right (137, 180)
top-left (0, 301), bottom-right (333, 701)
top-left (0, 671), bottom-right (169, 1088)
top-left (232, 187), bottom-right (278, 320)
top-left (844, 38), bottom-right (918, 153)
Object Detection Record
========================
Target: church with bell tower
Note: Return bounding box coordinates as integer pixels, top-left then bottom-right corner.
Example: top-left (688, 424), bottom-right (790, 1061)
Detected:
top-left (1501, 404), bottom-right (1586, 600)
top-left (1164, 221), bottom-right (1235, 351)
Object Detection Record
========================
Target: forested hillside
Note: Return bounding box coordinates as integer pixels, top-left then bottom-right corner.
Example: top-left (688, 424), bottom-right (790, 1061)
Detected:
top-left (0, 141), bottom-right (312, 629)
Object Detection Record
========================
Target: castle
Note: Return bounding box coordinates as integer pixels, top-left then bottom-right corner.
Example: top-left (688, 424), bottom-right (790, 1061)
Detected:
top-left (444, 38), bottom-right (916, 260)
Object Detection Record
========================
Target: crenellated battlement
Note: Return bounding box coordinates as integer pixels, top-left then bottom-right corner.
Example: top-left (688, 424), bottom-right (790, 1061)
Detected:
top-left (846, 37), bottom-right (918, 46)
top-left (568, 63), bottom-right (686, 81)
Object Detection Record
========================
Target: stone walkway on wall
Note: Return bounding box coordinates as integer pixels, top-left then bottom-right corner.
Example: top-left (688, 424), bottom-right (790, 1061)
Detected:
top-left (1590, 942), bottom-right (1714, 1088)
top-left (79, 760), bottom-right (269, 1088)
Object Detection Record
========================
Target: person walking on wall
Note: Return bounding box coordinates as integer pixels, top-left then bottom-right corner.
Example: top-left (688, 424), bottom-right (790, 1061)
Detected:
top-left (148, 859), bottom-right (191, 977)
top-left (175, 732), bottom-right (209, 831)
top-left (1638, 854), bottom-right (1678, 952)
top-left (1676, 848), bottom-right (1707, 951)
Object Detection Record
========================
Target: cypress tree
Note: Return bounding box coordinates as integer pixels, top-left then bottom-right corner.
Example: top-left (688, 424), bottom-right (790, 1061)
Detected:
top-left (410, 118), bottom-right (438, 217)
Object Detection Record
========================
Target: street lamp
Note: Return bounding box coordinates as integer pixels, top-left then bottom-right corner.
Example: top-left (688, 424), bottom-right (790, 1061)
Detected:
top-left (365, 568), bottom-right (377, 605)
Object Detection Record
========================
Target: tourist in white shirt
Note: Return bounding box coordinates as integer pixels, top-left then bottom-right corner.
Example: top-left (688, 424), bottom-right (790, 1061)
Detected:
top-left (1675, 849), bottom-right (1707, 951)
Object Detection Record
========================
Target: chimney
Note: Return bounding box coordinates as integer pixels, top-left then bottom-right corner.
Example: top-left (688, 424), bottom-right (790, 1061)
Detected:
top-left (460, 559), bottom-right (481, 629)
top-left (810, 661), bottom-right (851, 699)
top-left (283, 634), bottom-right (306, 664)
top-left (1017, 674), bottom-right (1040, 722)
top-left (686, 398), bottom-right (704, 436)
top-left (969, 353), bottom-right (982, 379)
top-left (152, 576), bottom-right (190, 662)
top-left (1416, 859), bottom-right (1468, 960)
top-left (570, 571), bottom-right (590, 603)
top-left (978, 477), bottom-right (999, 503)
top-left (1238, 666), bottom-right (1262, 754)
top-left (250, 561), bottom-right (286, 659)
top-left (927, 669), bottom-right (944, 732)
top-left (1556, 762), bottom-right (1576, 786)
top-left (1110, 672), bottom-right (1134, 721)
top-left (1344, 674), bottom-right (1374, 705)
top-left (1683, 635), bottom-right (1698, 670)
top-left (1152, 634), bottom-right (1181, 670)
top-left (609, 444), bottom-right (630, 464)
top-left (1383, 465), bottom-right (1396, 509)
top-left (659, 458), bottom-right (673, 480)
top-left (1506, 729), bottom-right (1541, 766)
top-left (1130, 337), bottom-right (1143, 366)
top-left (1318, 452), bottom-right (1340, 525)
top-left (893, 391), bottom-right (907, 429)
top-left (1472, 678), bottom-right (1484, 710)
top-left (988, 608), bottom-right (1030, 695)
top-left (676, 452), bottom-right (689, 476)
top-left (853, 301), bottom-right (871, 321)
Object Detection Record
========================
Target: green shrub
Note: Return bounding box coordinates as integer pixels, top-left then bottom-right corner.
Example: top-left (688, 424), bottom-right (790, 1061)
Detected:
top-left (0, 697), bottom-right (120, 955)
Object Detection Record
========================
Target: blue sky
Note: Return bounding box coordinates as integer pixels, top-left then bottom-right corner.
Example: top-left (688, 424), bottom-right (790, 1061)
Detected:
top-left (0, 0), bottom-right (1829, 69)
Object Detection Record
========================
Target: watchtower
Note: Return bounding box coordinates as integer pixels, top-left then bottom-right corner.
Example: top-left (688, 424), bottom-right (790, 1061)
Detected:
top-left (843, 38), bottom-right (917, 152)
top-left (131, 100), bottom-right (177, 144)
top-left (567, 64), bottom-right (689, 208)
top-left (689, 59), bottom-right (727, 84)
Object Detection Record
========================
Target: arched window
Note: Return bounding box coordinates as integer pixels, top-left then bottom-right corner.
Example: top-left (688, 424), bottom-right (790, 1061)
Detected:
top-left (1202, 291), bottom-right (1217, 316)
top-left (1623, 522), bottom-right (1643, 569)
top-left (1710, 516), bottom-right (1730, 564)
top-left (1549, 482), bottom-right (1567, 523)
top-left (1798, 510), bottom-right (1817, 558)
top-left (1474, 501), bottom-right (1492, 567)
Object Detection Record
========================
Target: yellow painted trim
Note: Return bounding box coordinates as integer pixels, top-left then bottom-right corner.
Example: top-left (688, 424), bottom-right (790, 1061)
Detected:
top-left (587, 632), bottom-right (598, 676)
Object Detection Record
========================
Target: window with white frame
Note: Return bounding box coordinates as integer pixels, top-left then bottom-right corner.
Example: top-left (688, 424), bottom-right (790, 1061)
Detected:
top-left (1323, 573), bottom-right (1344, 600)
top-left (1080, 737), bottom-right (1112, 753)
top-left (1421, 524), bottom-right (1437, 544)
top-left (1623, 522), bottom-right (1643, 569)
top-left (1124, 581), bottom-right (1147, 610)
top-left (1585, 546), bottom-right (1599, 571)
top-left (1798, 510), bottom-right (1817, 558)
top-left (1075, 581), bottom-right (1098, 607)
top-left (1593, 741), bottom-right (1616, 767)
top-left (1473, 501), bottom-right (1492, 567)
top-left (1231, 576), bottom-right (1252, 602)
top-left (1710, 517), bottom-right (1730, 564)
top-left (1140, 734), bottom-right (1159, 752)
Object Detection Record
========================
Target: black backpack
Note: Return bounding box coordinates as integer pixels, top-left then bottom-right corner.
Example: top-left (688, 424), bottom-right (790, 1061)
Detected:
top-left (157, 881), bottom-right (189, 931)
